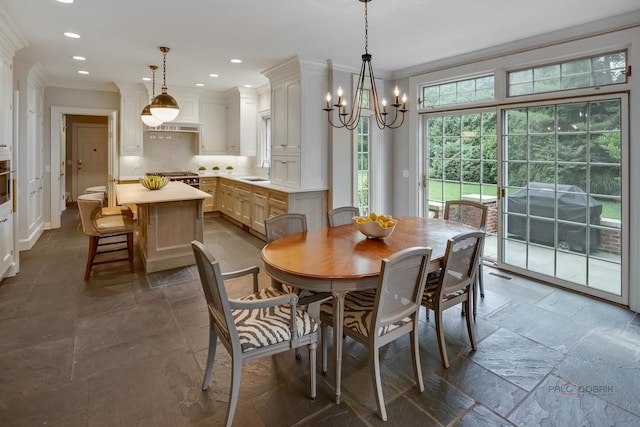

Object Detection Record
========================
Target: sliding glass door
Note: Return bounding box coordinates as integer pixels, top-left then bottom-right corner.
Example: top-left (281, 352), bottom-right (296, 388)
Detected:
top-left (501, 96), bottom-right (625, 300)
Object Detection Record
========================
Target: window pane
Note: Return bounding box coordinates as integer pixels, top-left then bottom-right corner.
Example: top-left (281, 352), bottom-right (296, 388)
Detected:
top-left (421, 75), bottom-right (495, 107)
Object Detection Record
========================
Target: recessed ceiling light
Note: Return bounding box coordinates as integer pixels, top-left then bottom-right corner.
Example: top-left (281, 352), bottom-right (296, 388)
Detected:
top-left (64, 32), bottom-right (80, 39)
top-left (230, 59), bottom-right (242, 64)
top-left (195, 83), bottom-right (204, 87)
top-left (243, 84), bottom-right (253, 88)
top-left (141, 77), bottom-right (151, 81)
top-left (77, 70), bottom-right (89, 74)
top-left (72, 55), bottom-right (86, 61)
top-left (209, 73), bottom-right (219, 78)
top-left (57, 0), bottom-right (74, 3)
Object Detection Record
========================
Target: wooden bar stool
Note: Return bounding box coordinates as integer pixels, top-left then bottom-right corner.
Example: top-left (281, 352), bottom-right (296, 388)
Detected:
top-left (77, 194), bottom-right (135, 281)
top-left (81, 190), bottom-right (133, 218)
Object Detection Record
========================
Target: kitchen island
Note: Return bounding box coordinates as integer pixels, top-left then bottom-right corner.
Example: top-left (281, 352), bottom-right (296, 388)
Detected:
top-left (115, 181), bottom-right (211, 273)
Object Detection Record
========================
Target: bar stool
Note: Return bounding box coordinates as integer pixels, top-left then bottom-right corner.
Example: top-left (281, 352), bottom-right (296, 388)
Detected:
top-left (79, 192), bottom-right (133, 217)
top-left (77, 194), bottom-right (135, 281)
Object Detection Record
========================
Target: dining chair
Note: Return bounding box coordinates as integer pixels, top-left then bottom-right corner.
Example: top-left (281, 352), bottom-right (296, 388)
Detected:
top-left (327, 206), bottom-right (359, 227)
top-left (264, 213), bottom-right (331, 358)
top-left (77, 194), bottom-right (135, 281)
top-left (191, 241), bottom-right (318, 427)
top-left (421, 230), bottom-right (484, 368)
top-left (444, 199), bottom-right (488, 318)
top-left (320, 246), bottom-right (432, 421)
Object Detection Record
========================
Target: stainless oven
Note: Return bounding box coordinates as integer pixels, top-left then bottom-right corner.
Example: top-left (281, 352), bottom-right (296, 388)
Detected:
top-left (0, 160), bottom-right (11, 206)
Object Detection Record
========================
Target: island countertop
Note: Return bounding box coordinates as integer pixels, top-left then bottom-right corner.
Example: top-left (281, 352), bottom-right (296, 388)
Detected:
top-left (115, 181), bottom-right (212, 205)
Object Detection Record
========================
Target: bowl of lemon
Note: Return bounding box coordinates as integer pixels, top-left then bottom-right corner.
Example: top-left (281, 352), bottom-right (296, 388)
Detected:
top-left (140, 175), bottom-right (169, 190)
top-left (352, 213), bottom-right (397, 239)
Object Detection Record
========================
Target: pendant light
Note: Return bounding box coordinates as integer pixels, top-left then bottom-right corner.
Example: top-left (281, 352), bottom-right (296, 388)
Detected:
top-left (150, 46), bottom-right (180, 122)
top-left (323, 0), bottom-right (408, 130)
top-left (140, 65), bottom-right (163, 127)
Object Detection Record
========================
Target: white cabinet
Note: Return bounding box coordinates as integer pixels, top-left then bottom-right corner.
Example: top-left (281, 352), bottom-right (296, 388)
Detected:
top-left (225, 88), bottom-right (257, 156)
top-left (0, 203), bottom-right (13, 277)
top-left (263, 57), bottom-right (327, 189)
top-left (271, 155), bottom-right (300, 188)
top-left (173, 93), bottom-right (199, 124)
top-left (120, 93), bottom-right (145, 155)
top-left (199, 101), bottom-right (226, 154)
top-left (0, 57), bottom-right (12, 160)
top-left (271, 78), bottom-right (300, 154)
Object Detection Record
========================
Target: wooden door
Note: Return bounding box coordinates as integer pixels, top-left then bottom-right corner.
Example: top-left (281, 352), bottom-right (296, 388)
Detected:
top-left (74, 123), bottom-right (108, 198)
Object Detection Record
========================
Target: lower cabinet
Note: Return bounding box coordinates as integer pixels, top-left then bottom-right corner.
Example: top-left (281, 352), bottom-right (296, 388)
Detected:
top-left (200, 178), bottom-right (217, 212)
top-left (251, 188), bottom-right (268, 235)
top-left (219, 180), bottom-right (234, 217)
top-left (233, 183), bottom-right (252, 226)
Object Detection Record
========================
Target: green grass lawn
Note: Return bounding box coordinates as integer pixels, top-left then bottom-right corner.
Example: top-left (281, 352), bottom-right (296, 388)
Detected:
top-left (428, 181), bottom-right (620, 220)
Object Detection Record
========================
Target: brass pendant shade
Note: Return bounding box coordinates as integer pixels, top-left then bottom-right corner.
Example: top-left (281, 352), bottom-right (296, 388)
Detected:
top-left (150, 46), bottom-right (180, 122)
top-left (141, 65), bottom-right (163, 127)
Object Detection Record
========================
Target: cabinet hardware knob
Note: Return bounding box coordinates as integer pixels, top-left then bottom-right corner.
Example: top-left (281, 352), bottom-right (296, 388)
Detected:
top-left (0, 218), bottom-right (7, 223)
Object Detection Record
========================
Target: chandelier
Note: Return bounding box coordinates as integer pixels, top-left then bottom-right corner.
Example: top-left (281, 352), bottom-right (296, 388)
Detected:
top-left (140, 65), bottom-right (163, 127)
top-left (324, 0), bottom-right (408, 130)
top-left (150, 46), bottom-right (180, 122)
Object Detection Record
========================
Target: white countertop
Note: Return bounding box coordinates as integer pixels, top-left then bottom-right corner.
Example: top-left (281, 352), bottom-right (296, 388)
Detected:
top-left (115, 181), bottom-right (211, 204)
top-left (217, 175), bottom-right (328, 194)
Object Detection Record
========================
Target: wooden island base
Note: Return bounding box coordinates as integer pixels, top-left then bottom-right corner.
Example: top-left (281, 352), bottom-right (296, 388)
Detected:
top-left (115, 182), bottom-right (211, 273)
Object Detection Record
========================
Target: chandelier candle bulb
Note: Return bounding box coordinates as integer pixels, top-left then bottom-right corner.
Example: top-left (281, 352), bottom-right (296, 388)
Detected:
top-left (382, 98), bottom-right (387, 113)
top-left (402, 94), bottom-right (407, 110)
top-left (326, 93), bottom-right (331, 108)
top-left (394, 86), bottom-right (400, 105)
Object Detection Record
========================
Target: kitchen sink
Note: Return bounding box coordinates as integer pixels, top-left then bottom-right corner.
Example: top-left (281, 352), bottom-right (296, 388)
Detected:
top-left (241, 177), bottom-right (270, 182)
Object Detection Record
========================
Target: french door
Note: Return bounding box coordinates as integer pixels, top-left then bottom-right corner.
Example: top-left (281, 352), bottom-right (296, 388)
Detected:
top-left (423, 94), bottom-right (627, 303)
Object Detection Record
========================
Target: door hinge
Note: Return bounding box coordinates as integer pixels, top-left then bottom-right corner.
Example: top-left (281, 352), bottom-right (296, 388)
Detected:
top-left (627, 65), bottom-right (632, 77)
top-left (422, 175), bottom-right (427, 188)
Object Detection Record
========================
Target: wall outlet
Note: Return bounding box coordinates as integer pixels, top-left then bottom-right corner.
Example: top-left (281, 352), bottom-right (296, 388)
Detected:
top-left (402, 170), bottom-right (409, 178)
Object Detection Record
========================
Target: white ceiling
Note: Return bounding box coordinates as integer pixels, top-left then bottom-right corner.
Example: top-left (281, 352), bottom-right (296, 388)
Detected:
top-left (2, 0), bottom-right (640, 93)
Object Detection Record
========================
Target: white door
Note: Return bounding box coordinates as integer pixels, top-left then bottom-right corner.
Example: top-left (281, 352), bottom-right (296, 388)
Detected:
top-left (73, 123), bottom-right (108, 199)
top-left (60, 115), bottom-right (66, 212)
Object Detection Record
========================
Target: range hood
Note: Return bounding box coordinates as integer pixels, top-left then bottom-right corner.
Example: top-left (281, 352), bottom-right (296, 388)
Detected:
top-left (144, 123), bottom-right (200, 133)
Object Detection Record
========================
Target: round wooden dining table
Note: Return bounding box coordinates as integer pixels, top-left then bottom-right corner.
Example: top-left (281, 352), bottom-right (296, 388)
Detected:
top-left (261, 216), bottom-right (476, 404)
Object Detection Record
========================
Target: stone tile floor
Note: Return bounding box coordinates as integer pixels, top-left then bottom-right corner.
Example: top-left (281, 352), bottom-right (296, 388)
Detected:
top-left (0, 207), bottom-right (639, 426)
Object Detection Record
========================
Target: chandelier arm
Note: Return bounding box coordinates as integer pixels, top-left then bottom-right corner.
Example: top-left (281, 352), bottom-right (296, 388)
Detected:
top-left (325, 109), bottom-right (346, 129)
top-left (366, 59), bottom-right (388, 129)
top-left (386, 111), bottom-right (407, 129)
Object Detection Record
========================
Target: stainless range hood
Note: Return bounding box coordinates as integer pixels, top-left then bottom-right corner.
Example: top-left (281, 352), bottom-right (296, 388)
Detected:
top-left (144, 123), bottom-right (200, 133)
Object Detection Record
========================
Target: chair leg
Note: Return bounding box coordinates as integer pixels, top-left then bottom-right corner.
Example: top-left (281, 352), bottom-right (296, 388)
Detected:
top-left (479, 261), bottom-right (485, 298)
top-left (435, 309), bottom-right (450, 369)
top-left (411, 327), bottom-right (425, 392)
top-left (84, 236), bottom-right (99, 281)
top-left (308, 342), bottom-right (317, 400)
top-left (321, 324), bottom-right (328, 374)
top-left (127, 232), bottom-right (134, 273)
top-left (225, 353), bottom-right (242, 427)
top-left (202, 327), bottom-right (217, 391)
top-left (465, 299), bottom-right (478, 351)
top-left (370, 346), bottom-right (387, 422)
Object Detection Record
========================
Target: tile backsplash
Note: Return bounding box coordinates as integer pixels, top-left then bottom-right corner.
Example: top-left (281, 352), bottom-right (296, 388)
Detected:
top-left (118, 132), bottom-right (262, 178)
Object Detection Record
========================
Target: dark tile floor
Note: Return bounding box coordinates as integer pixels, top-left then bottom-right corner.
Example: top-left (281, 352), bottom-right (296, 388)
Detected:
top-left (1, 207), bottom-right (639, 426)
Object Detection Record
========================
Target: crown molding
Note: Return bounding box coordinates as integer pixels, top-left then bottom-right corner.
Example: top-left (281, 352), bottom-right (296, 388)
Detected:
top-left (0, 6), bottom-right (28, 58)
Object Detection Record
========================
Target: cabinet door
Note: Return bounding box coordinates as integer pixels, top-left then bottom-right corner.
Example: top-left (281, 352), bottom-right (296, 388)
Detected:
top-left (233, 185), bottom-right (251, 226)
top-left (272, 78), bottom-right (300, 154)
top-left (271, 155), bottom-right (300, 188)
top-left (225, 102), bottom-right (240, 155)
top-left (220, 182), bottom-right (234, 216)
top-left (0, 204), bottom-right (13, 277)
top-left (199, 102), bottom-right (226, 154)
top-left (201, 178), bottom-right (217, 212)
top-left (268, 190), bottom-right (289, 217)
top-left (120, 94), bottom-right (144, 155)
top-left (0, 57), bottom-right (12, 160)
top-left (173, 94), bottom-right (199, 123)
top-left (251, 189), bottom-right (268, 234)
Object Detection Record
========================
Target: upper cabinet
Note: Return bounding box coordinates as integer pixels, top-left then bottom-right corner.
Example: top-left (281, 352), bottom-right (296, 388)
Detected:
top-left (199, 98), bottom-right (226, 154)
top-left (262, 56), bottom-right (327, 190)
top-left (171, 91), bottom-right (199, 124)
top-left (225, 87), bottom-right (257, 156)
top-left (0, 55), bottom-right (12, 160)
top-left (119, 92), bottom-right (145, 155)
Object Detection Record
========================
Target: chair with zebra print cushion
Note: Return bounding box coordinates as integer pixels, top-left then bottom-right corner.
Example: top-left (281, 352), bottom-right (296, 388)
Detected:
top-left (421, 230), bottom-right (484, 368)
top-left (191, 241), bottom-right (318, 427)
top-left (319, 246), bottom-right (433, 422)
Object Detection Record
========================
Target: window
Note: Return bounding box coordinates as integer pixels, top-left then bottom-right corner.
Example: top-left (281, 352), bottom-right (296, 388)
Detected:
top-left (508, 51), bottom-right (627, 96)
top-left (259, 112), bottom-right (271, 168)
top-left (420, 76), bottom-right (494, 108)
top-left (355, 117), bottom-right (370, 216)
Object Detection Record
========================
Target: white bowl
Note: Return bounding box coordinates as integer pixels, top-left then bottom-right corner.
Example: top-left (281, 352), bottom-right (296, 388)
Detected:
top-left (352, 217), bottom-right (397, 239)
